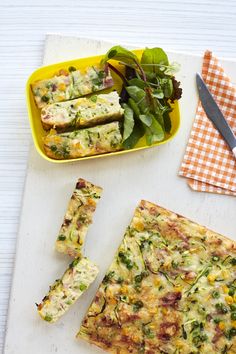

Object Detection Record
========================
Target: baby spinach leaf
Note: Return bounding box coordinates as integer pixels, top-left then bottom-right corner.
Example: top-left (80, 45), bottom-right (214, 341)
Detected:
top-left (163, 111), bottom-right (172, 133)
top-left (122, 121), bottom-right (145, 149)
top-left (101, 45), bottom-right (138, 65)
top-left (161, 78), bottom-right (173, 98)
top-left (122, 103), bottom-right (135, 141)
top-left (128, 98), bottom-right (140, 118)
top-left (141, 47), bottom-right (169, 73)
top-left (152, 88), bottom-right (164, 99)
top-left (164, 62), bottom-right (181, 75)
top-left (145, 117), bottom-right (164, 145)
top-left (128, 78), bottom-right (147, 89)
top-left (139, 114), bottom-right (153, 127)
top-left (126, 86), bottom-right (146, 103)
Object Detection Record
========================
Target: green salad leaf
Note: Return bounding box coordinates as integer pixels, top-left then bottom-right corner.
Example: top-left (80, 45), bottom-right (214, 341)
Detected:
top-left (122, 103), bottom-right (135, 142)
top-left (101, 45), bottom-right (138, 65)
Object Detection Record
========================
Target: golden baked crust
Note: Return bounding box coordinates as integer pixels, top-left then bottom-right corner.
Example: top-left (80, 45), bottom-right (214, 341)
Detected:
top-left (77, 200), bottom-right (236, 353)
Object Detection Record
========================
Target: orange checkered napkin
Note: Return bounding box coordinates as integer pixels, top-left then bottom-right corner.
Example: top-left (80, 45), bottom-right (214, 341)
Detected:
top-left (179, 50), bottom-right (236, 196)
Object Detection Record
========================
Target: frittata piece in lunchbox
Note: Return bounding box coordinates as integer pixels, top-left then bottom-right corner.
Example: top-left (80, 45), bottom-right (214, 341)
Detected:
top-left (43, 121), bottom-right (122, 160)
top-left (37, 257), bottom-right (99, 323)
top-left (41, 91), bottom-right (124, 131)
top-left (55, 178), bottom-right (102, 258)
top-left (78, 200), bottom-right (236, 354)
top-left (31, 66), bottom-right (114, 109)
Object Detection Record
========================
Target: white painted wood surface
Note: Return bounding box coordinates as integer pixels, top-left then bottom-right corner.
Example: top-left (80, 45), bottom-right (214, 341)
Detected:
top-left (3, 36), bottom-right (236, 354)
top-left (1, 0), bottom-right (236, 352)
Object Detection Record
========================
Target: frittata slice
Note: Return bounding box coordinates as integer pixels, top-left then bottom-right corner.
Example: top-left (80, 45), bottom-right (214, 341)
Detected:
top-left (41, 91), bottom-right (124, 131)
top-left (78, 200), bottom-right (236, 354)
top-left (43, 121), bottom-right (122, 160)
top-left (37, 257), bottom-right (99, 323)
top-left (55, 178), bottom-right (102, 258)
top-left (31, 66), bottom-right (113, 109)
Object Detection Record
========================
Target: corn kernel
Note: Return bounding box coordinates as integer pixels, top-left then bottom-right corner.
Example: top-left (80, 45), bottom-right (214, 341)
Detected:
top-left (134, 221), bottom-right (144, 231)
top-left (219, 322), bottom-right (225, 330)
top-left (87, 198), bottom-right (96, 207)
top-left (153, 278), bottom-right (160, 286)
top-left (109, 298), bottom-right (117, 305)
top-left (149, 307), bottom-right (158, 315)
top-left (174, 286), bottom-right (183, 292)
top-left (162, 307), bottom-right (168, 315)
top-left (226, 295), bottom-right (233, 305)
top-left (223, 285), bottom-right (229, 294)
top-left (233, 294), bottom-right (236, 303)
top-left (120, 286), bottom-right (128, 294)
top-left (207, 274), bottom-right (216, 283)
top-left (58, 83), bottom-right (66, 91)
top-left (231, 321), bottom-right (236, 328)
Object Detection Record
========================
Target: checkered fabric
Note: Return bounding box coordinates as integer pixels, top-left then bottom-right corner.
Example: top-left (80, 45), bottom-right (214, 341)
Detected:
top-left (179, 51), bottom-right (236, 196)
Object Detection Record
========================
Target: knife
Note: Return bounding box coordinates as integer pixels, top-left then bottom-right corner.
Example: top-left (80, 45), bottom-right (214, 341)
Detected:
top-left (196, 73), bottom-right (236, 159)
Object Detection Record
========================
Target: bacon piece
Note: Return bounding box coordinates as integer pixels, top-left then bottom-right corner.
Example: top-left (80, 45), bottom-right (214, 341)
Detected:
top-left (158, 322), bottom-right (179, 341)
top-left (160, 291), bottom-right (182, 308)
top-left (212, 325), bottom-right (223, 344)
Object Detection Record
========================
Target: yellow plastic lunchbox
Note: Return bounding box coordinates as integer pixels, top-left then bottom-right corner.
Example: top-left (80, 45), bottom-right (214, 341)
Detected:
top-left (26, 49), bottom-right (180, 163)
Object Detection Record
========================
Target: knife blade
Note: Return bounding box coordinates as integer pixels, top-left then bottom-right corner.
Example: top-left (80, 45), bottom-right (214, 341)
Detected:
top-left (196, 73), bottom-right (236, 159)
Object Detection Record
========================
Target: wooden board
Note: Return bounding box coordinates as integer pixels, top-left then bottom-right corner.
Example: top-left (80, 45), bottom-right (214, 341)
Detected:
top-left (4, 36), bottom-right (236, 354)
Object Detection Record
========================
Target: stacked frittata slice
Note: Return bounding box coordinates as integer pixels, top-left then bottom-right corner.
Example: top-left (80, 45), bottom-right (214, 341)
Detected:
top-left (32, 66), bottom-right (113, 109)
top-left (78, 200), bottom-right (236, 353)
top-left (37, 257), bottom-right (99, 323)
top-left (55, 178), bottom-right (102, 258)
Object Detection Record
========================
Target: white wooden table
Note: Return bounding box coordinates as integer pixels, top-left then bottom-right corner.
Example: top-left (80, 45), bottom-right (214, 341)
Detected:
top-left (0, 0), bottom-right (236, 351)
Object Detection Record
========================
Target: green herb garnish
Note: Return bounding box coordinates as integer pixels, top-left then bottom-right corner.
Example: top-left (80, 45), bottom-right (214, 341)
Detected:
top-left (79, 283), bottom-right (87, 291)
top-left (215, 303), bottom-right (228, 314)
top-left (212, 290), bottom-right (220, 299)
top-left (44, 315), bottom-right (53, 322)
top-left (57, 235), bottom-right (66, 241)
top-left (133, 300), bottom-right (144, 312)
top-left (118, 251), bottom-right (134, 270)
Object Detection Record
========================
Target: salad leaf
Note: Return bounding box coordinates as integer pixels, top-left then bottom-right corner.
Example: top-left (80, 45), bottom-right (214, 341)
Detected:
top-left (128, 98), bottom-right (140, 118)
top-left (164, 62), bottom-right (181, 75)
top-left (161, 78), bottom-right (173, 98)
top-left (141, 47), bottom-right (169, 73)
top-left (122, 103), bottom-right (135, 141)
top-left (152, 88), bottom-right (164, 99)
top-left (139, 114), bottom-right (153, 127)
top-left (122, 121), bottom-right (145, 149)
top-left (163, 112), bottom-right (172, 133)
top-left (126, 86), bottom-right (146, 103)
top-left (128, 78), bottom-right (147, 89)
top-left (101, 45), bottom-right (138, 65)
top-left (145, 117), bottom-right (164, 145)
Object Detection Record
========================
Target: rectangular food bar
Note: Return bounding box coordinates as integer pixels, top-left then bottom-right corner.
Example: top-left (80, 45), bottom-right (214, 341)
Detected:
top-left (55, 178), bottom-right (102, 258)
top-left (43, 121), bottom-right (122, 160)
top-left (31, 66), bottom-right (113, 109)
top-left (41, 91), bottom-right (124, 131)
top-left (37, 257), bottom-right (99, 323)
top-left (78, 200), bottom-right (236, 354)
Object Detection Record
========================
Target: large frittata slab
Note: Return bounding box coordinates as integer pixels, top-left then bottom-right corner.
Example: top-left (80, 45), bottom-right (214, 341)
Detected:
top-left (78, 200), bottom-right (236, 353)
